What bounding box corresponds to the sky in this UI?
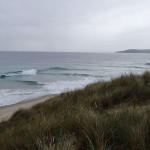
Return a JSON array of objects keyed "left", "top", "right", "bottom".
[{"left": 0, "top": 0, "right": 150, "bottom": 52}]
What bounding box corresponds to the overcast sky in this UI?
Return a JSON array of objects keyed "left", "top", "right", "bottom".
[{"left": 0, "top": 0, "right": 150, "bottom": 52}]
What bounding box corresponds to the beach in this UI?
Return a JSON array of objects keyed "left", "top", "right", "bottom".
[
  {"left": 0, "top": 94, "right": 56, "bottom": 122},
  {"left": 1, "top": 52, "right": 150, "bottom": 107},
  {"left": 1, "top": 72, "right": 150, "bottom": 149}
]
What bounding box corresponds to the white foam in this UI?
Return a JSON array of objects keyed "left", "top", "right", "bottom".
[
  {"left": 0, "top": 89, "right": 47, "bottom": 106},
  {"left": 5, "top": 73, "right": 19, "bottom": 77},
  {"left": 43, "top": 77, "right": 99, "bottom": 94},
  {"left": 21, "top": 69, "right": 37, "bottom": 75},
  {"left": 0, "top": 77, "right": 100, "bottom": 106},
  {"left": 1, "top": 69, "right": 37, "bottom": 78}
]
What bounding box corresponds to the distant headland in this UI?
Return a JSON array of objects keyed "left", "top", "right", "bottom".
[{"left": 116, "top": 49, "right": 150, "bottom": 53}]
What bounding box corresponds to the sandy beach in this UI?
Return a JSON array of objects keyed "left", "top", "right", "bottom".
[{"left": 0, "top": 94, "right": 57, "bottom": 122}]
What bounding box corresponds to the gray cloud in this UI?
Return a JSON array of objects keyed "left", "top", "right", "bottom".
[{"left": 0, "top": 0, "right": 150, "bottom": 52}]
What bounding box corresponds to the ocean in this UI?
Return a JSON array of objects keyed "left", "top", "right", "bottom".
[{"left": 0, "top": 51, "right": 150, "bottom": 106}]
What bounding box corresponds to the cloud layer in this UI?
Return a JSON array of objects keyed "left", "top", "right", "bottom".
[{"left": 0, "top": 0, "right": 150, "bottom": 52}]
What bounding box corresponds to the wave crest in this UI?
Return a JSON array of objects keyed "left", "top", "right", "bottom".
[
  {"left": 17, "top": 80, "right": 43, "bottom": 85},
  {"left": 21, "top": 69, "right": 37, "bottom": 75},
  {"left": 0, "top": 69, "right": 37, "bottom": 78},
  {"left": 46, "top": 67, "right": 89, "bottom": 71}
]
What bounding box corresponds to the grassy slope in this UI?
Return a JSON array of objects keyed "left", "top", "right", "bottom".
[{"left": 1, "top": 72, "right": 150, "bottom": 149}]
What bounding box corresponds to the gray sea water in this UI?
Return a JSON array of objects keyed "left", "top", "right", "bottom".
[{"left": 0, "top": 51, "right": 150, "bottom": 106}]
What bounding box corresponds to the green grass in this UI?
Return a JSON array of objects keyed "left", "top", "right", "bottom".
[{"left": 1, "top": 72, "right": 150, "bottom": 149}]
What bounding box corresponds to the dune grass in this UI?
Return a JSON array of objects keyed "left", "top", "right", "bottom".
[{"left": 1, "top": 72, "right": 150, "bottom": 149}]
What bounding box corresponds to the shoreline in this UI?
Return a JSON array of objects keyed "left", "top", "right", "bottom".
[{"left": 0, "top": 94, "right": 57, "bottom": 122}]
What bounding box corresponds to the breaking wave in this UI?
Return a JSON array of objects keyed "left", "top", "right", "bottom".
[
  {"left": 0, "top": 69, "right": 37, "bottom": 78},
  {"left": 21, "top": 69, "right": 37, "bottom": 75},
  {"left": 0, "top": 67, "right": 90, "bottom": 79}
]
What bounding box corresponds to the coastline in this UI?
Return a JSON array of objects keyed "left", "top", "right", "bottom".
[{"left": 0, "top": 94, "right": 57, "bottom": 122}]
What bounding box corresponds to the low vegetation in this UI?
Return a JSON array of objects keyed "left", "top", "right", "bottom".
[{"left": 1, "top": 72, "right": 150, "bottom": 150}]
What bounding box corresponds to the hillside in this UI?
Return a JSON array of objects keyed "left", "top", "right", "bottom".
[
  {"left": 1, "top": 72, "right": 150, "bottom": 149},
  {"left": 117, "top": 49, "right": 150, "bottom": 53}
]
